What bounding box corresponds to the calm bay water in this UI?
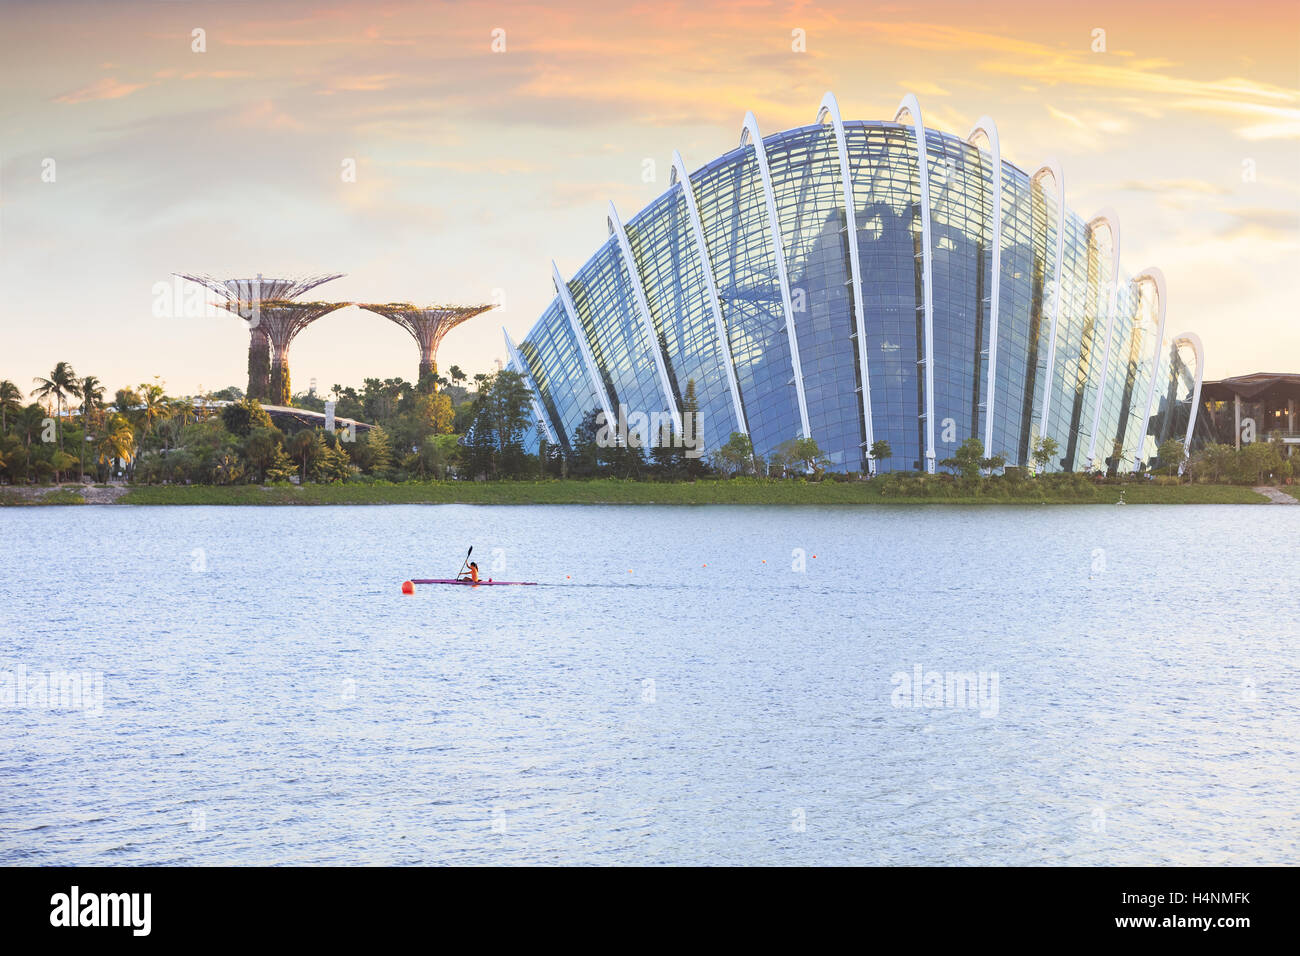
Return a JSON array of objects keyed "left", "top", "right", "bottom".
[{"left": 1, "top": 503, "right": 1297, "bottom": 866}]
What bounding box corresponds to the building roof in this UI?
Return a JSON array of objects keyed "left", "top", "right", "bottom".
[
  {"left": 1200, "top": 373, "right": 1300, "bottom": 403},
  {"left": 257, "top": 403, "right": 372, "bottom": 432}
]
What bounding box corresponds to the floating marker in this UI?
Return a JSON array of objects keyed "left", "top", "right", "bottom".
[{"left": 401, "top": 580, "right": 414, "bottom": 595}]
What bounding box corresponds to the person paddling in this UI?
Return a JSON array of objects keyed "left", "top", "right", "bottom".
[{"left": 453, "top": 545, "right": 478, "bottom": 583}]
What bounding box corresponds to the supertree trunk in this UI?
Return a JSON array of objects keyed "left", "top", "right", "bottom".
[
  {"left": 418, "top": 346, "right": 437, "bottom": 392},
  {"left": 269, "top": 348, "right": 291, "bottom": 405},
  {"left": 247, "top": 327, "right": 270, "bottom": 400}
]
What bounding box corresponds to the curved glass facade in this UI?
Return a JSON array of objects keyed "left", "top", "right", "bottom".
[{"left": 512, "top": 97, "right": 1202, "bottom": 474}]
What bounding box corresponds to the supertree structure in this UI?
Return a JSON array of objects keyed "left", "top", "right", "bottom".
[
  {"left": 358, "top": 303, "right": 494, "bottom": 389},
  {"left": 228, "top": 300, "right": 351, "bottom": 405},
  {"left": 176, "top": 273, "right": 344, "bottom": 400}
]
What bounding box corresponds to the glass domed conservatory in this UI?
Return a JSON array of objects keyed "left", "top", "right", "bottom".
[{"left": 503, "top": 92, "right": 1204, "bottom": 474}]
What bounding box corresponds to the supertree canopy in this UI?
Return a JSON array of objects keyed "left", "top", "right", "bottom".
[
  {"left": 176, "top": 273, "right": 344, "bottom": 400},
  {"left": 218, "top": 300, "right": 351, "bottom": 405},
  {"left": 358, "top": 303, "right": 495, "bottom": 390}
]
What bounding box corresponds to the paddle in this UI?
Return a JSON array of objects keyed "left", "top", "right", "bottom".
[{"left": 456, "top": 545, "right": 473, "bottom": 579}]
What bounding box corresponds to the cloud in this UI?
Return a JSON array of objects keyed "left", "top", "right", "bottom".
[
  {"left": 898, "top": 80, "right": 951, "bottom": 98},
  {"left": 54, "top": 77, "right": 148, "bottom": 104},
  {"left": 1215, "top": 206, "right": 1300, "bottom": 241},
  {"left": 851, "top": 20, "right": 1300, "bottom": 140},
  {"left": 1043, "top": 104, "right": 1131, "bottom": 150},
  {"left": 1116, "top": 179, "right": 1228, "bottom": 196}
]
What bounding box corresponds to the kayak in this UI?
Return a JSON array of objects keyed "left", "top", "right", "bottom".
[{"left": 407, "top": 578, "right": 537, "bottom": 587}]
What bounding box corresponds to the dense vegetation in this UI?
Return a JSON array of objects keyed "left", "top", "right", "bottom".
[
  {"left": 0, "top": 362, "right": 1292, "bottom": 499},
  {"left": 112, "top": 477, "right": 1267, "bottom": 506}
]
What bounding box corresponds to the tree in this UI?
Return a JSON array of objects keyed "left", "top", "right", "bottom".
[
  {"left": 448, "top": 365, "right": 466, "bottom": 387},
  {"left": 241, "top": 426, "right": 284, "bottom": 483},
  {"left": 221, "top": 397, "right": 273, "bottom": 437},
  {"left": 679, "top": 380, "right": 708, "bottom": 479},
  {"left": 1156, "top": 438, "right": 1185, "bottom": 478},
  {"left": 789, "top": 437, "right": 829, "bottom": 476},
  {"left": 570, "top": 409, "right": 604, "bottom": 477},
  {"left": 78, "top": 376, "right": 105, "bottom": 428},
  {"left": 95, "top": 413, "right": 135, "bottom": 478},
  {"left": 941, "top": 437, "right": 985, "bottom": 479},
  {"left": 463, "top": 370, "right": 532, "bottom": 478},
  {"left": 313, "top": 436, "right": 354, "bottom": 482},
  {"left": 980, "top": 451, "right": 1007, "bottom": 474},
  {"left": 412, "top": 391, "right": 454, "bottom": 435},
  {"left": 869, "top": 439, "right": 892, "bottom": 473},
  {"left": 1031, "top": 436, "right": 1059, "bottom": 474},
  {"left": 0, "top": 380, "right": 22, "bottom": 433},
  {"left": 1189, "top": 443, "right": 1235, "bottom": 483},
  {"left": 287, "top": 430, "right": 325, "bottom": 483},
  {"left": 114, "top": 387, "right": 141, "bottom": 415},
  {"left": 211, "top": 452, "right": 244, "bottom": 485},
  {"left": 1239, "top": 441, "right": 1282, "bottom": 485},
  {"left": 363, "top": 425, "right": 393, "bottom": 476},
  {"left": 31, "top": 361, "right": 79, "bottom": 450},
  {"left": 404, "top": 440, "right": 447, "bottom": 479},
  {"left": 137, "top": 381, "right": 168, "bottom": 444},
  {"left": 711, "top": 431, "right": 757, "bottom": 477},
  {"left": 651, "top": 421, "right": 685, "bottom": 478}
]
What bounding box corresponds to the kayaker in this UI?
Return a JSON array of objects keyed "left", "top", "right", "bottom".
[{"left": 459, "top": 561, "right": 480, "bottom": 584}]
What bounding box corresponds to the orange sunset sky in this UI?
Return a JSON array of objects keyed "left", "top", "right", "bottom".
[{"left": 1, "top": 0, "right": 1297, "bottom": 395}]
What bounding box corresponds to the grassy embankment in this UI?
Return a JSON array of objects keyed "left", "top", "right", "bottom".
[
  {"left": 105, "top": 478, "right": 1270, "bottom": 506},
  {"left": 0, "top": 487, "right": 88, "bottom": 506}
]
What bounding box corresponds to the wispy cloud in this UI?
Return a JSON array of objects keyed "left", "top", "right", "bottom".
[
  {"left": 1215, "top": 206, "right": 1300, "bottom": 241},
  {"left": 55, "top": 77, "right": 148, "bottom": 104}
]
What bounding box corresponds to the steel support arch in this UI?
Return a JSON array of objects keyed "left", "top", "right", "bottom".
[
  {"left": 607, "top": 200, "right": 683, "bottom": 436},
  {"left": 1083, "top": 210, "right": 1121, "bottom": 470},
  {"left": 967, "top": 117, "right": 1003, "bottom": 458},
  {"left": 1170, "top": 331, "right": 1205, "bottom": 470},
  {"left": 551, "top": 261, "right": 616, "bottom": 432},
  {"left": 894, "top": 94, "right": 937, "bottom": 472},
  {"left": 503, "top": 327, "right": 560, "bottom": 446},
  {"left": 670, "top": 150, "right": 749, "bottom": 438},
  {"left": 1130, "top": 267, "right": 1169, "bottom": 473},
  {"left": 1030, "top": 160, "right": 1066, "bottom": 468},
  {"left": 740, "top": 111, "right": 812, "bottom": 441},
  {"left": 817, "top": 92, "right": 877, "bottom": 473}
]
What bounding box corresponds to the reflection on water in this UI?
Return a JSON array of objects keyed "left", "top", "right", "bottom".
[{"left": 1, "top": 504, "right": 1297, "bottom": 865}]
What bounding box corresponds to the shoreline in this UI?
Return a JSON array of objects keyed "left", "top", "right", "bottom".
[{"left": 1, "top": 480, "right": 1281, "bottom": 506}]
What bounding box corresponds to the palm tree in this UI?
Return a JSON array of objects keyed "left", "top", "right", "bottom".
[
  {"left": 448, "top": 365, "right": 466, "bottom": 388},
  {"left": 78, "top": 376, "right": 104, "bottom": 427},
  {"left": 0, "top": 380, "right": 22, "bottom": 432},
  {"left": 31, "top": 361, "right": 79, "bottom": 450},
  {"left": 138, "top": 382, "right": 167, "bottom": 443},
  {"left": 165, "top": 397, "right": 196, "bottom": 449},
  {"left": 95, "top": 413, "right": 135, "bottom": 480},
  {"left": 287, "top": 430, "right": 323, "bottom": 482}
]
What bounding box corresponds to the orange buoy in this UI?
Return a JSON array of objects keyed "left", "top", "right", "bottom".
[{"left": 401, "top": 580, "right": 414, "bottom": 595}]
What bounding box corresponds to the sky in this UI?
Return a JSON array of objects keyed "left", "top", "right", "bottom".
[{"left": 1, "top": 0, "right": 1297, "bottom": 398}]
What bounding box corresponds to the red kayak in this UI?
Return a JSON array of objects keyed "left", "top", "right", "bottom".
[{"left": 403, "top": 578, "right": 536, "bottom": 591}]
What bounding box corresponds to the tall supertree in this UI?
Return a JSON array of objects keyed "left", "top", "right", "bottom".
[
  {"left": 358, "top": 303, "right": 494, "bottom": 390},
  {"left": 225, "top": 300, "right": 350, "bottom": 405},
  {"left": 176, "top": 273, "right": 344, "bottom": 401}
]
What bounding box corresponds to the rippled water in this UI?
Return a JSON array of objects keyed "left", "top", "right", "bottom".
[{"left": 1, "top": 503, "right": 1297, "bottom": 865}]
